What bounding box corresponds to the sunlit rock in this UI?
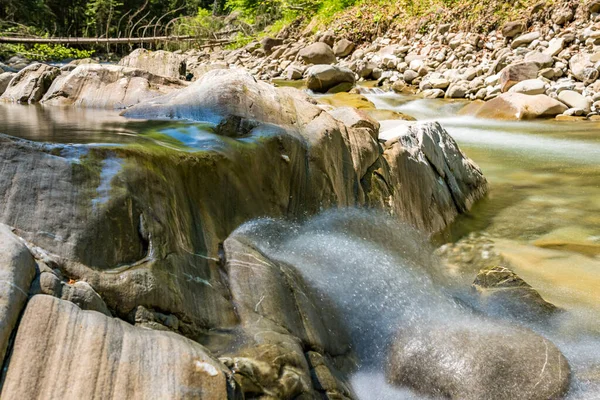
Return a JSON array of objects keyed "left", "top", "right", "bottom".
[
  {"left": 0, "top": 63, "right": 59, "bottom": 103},
  {"left": 42, "top": 64, "right": 186, "bottom": 109},
  {"left": 1, "top": 295, "right": 238, "bottom": 399}
]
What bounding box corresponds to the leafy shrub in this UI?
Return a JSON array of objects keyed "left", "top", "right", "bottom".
[{"left": 0, "top": 44, "right": 95, "bottom": 61}]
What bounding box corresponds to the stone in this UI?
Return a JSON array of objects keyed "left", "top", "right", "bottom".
[
  {"left": 282, "top": 64, "right": 305, "bottom": 80},
  {"left": 445, "top": 82, "right": 468, "bottom": 98},
  {"left": 429, "top": 78, "right": 450, "bottom": 89},
  {"left": 472, "top": 266, "right": 560, "bottom": 322},
  {"left": 544, "top": 38, "right": 565, "bottom": 57},
  {"left": 558, "top": 90, "right": 592, "bottom": 113},
  {"left": 0, "top": 224, "right": 36, "bottom": 363},
  {"left": 298, "top": 42, "right": 336, "bottom": 65},
  {"left": 502, "top": 21, "right": 526, "bottom": 38},
  {"left": 41, "top": 64, "right": 186, "bottom": 109},
  {"left": 508, "top": 78, "right": 546, "bottom": 95},
  {"left": 387, "top": 319, "right": 571, "bottom": 399},
  {"left": 524, "top": 51, "right": 554, "bottom": 68},
  {"left": 499, "top": 62, "right": 540, "bottom": 92},
  {"left": 588, "top": 0, "right": 600, "bottom": 14},
  {"left": 511, "top": 32, "right": 541, "bottom": 48},
  {"left": 119, "top": 49, "right": 185, "bottom": 79},
  {"left": 378, "top": 122, "right": 487, "bottom": 232},
  {"left": 462, "top": 93, "right": 567, "bottom": 120},
  {"left": 1, "top": 295, "right": 237, "bottom": 399},
  {"left": 0, "top": 72, "right": 14, "bottom": 95},
  {"left": 403, "top": 69, "right": 419, "bottom": 83},
  {"left": 185, "top": 62, "right": 228, "bottom": 81},
  {"left": 261, "top": 37, "right": 284, "bottom": 54},
  {"left": 0, "top": 63, "right": 60, "bottom": 103},
  {"left": 305, "top": 64, "right": 355, "bottom": 93},
  {"left": 552, "top": 8, "right": 574, "bottom": 25},
  {"left": 569, "top": 53, "right": 598, "bottom": 84},
  {"left": 333, "top": 39, "right": 355, "bottom": 57},
  {"left": 422, "top": 88, "right": 445, "bottom": 98}
]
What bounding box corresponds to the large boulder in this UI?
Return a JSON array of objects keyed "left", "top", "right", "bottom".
[
  {"left": 377, "top": 122, "right": 488, "bottom": 233},
  {"left": 119, "top": 48, "right": 186, "bottom": 79},
  {"left": 569, "top": 53, "right": 599, "bottom": 84},
  {"left": 558, "top": 90, "right": 592, "bottom": 113},
  {"left": 387, "top": 319, "right": 571, "bottom": 399},
  {"left": 502, "top": 21, "right": 526, "bottom": 38},
  {"left": 333, "top": 39, "right": 355, "bottom": 57},
  {"left": 298, "top": 42, "right": 336, "bottom": 65},
  {"left": 41, "top": 64, "right": 186, "bottom": 109},
  {"left": 305, "top": 64, "right": 356, "bottom": 93},
  {"left": 461, "top": 93, "right": 567, "bottom": 120},
  {"left": 0, "top": 63, "right": 59, "bottom": 103},
  {"left": 0, "top": 224, "right": 36, "bottom": 363},
  {"left": 511, "top": 31, "right": 541, "bottom": 48},
  {"left": 499, "top": 62, "right": 540, "bottom": 92},
  {"left": 0, "top": 72, "right": 15, "bottom": 96},
  {"left": 1, "top": 295, "right": 237, "bottom": 399},
  {"left": 260, "top": 37, "right": 283, "bottom": 54}
]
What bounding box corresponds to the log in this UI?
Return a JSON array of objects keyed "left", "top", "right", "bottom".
[{"left": 0, "top": 35, "right": 226, "bottom": 45}]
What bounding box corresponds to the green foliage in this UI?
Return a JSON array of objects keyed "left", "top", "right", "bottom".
[
  {"left": 0, "top": 44, "right": 95, "bottom": 61},
  {"left": 316, "top": 0, "right": 356, "bottom": 20}
]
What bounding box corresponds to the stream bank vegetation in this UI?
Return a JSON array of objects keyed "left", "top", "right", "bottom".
[{"left": 0, "top": 0, "right": 558, "bottom": 59}]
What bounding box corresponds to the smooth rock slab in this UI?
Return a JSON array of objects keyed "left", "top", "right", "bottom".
[
  {"left": 0, "top": 224, "right": 36, "bottom": 363},
  {"left": 42, "top": 64, "right": 186, "bottom": 109},
  {"left": 1, "top": 295, "right": 235, "bottom": 400}
]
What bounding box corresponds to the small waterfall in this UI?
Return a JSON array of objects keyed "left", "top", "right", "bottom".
[{"left": 231, "top": 208, "right": 600, "bottom": 399}]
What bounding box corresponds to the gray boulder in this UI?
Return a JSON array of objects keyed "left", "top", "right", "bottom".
[
  {"left": 333, "top": 39, "right": 355, "bottom": 57},
  {"left": 0, "top": 224, "right": 36, "bottom": 363},
  {"left": 0, "top": 72, "right": 15, "bottom": 96},
  {"left": 305, "top": 64, "right": 356, "bottom": 93},
  {"left": 511, "top": 32, "right": 541, "bottom": 48},
  {"left": 508, "top": 78, "right": 546, "bottom": 95},
  {"left": 261, "top": 37, "right": 284, "bottom": 54},
  {"left": 502, "top": 21, "right": 526, "bottom": 38},
  {"left": 298, "top": 42, "right": 336, "bottom": 65},
  {"left": 0, "top": 63, "right": 59, "bottom": 103},
  {"left": 387, "top": 319, "right": 571, "bottom": 399},
  {"left": 119, "top": 48, "right": 185, "bottom": 79}
]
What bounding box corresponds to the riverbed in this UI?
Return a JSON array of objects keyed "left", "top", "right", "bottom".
[{"left": 1, "top": 92, "right": 599, "bottom": 399}]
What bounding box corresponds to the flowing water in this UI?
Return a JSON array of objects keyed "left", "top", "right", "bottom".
[{"left": 1, "top": 91, "right": 600, "bottom": 399}]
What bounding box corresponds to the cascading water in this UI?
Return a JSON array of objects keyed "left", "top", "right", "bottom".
[{"left": 231, "top": 208, "right": 600, "bottom": 399}]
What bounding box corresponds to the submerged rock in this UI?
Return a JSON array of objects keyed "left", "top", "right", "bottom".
[
  {"left": 1, "top": 295, "right": 238, "bottom": 399},
  {"left": 473, "top": 265, "right": 560, "bottom": 322},
  {"left": 387, "top": 319, "right": 570, "bottom": 399},
  {"left": 42, "top": 64, "right": 186, "bottom": 109}
]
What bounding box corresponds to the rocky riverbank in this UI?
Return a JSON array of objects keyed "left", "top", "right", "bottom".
[{"left": 10, "top": 0, "right": 600, "bottom": 121}]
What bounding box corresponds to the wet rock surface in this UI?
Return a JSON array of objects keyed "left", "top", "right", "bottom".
[{"left": 387, "top": 319, "right": 571, "bottom": 400}]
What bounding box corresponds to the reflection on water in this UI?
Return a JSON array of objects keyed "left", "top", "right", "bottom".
[{"left": 0, "top": 104, "right": 220, "bottom": 151}]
